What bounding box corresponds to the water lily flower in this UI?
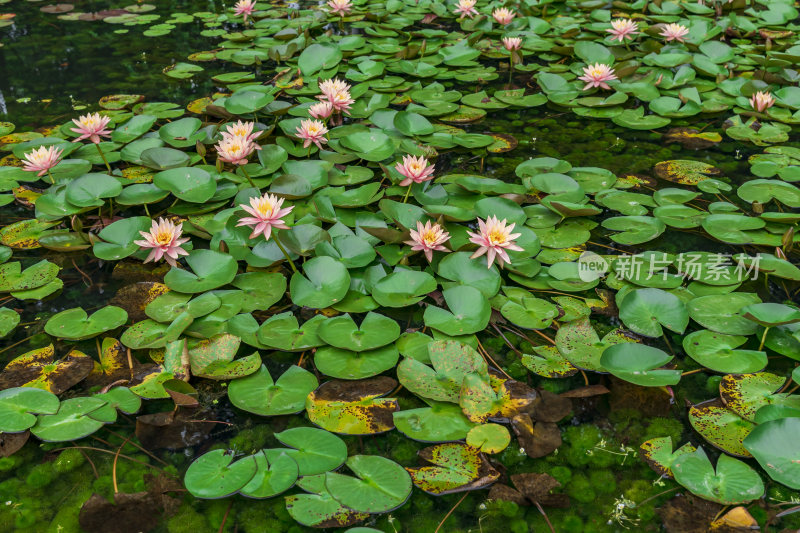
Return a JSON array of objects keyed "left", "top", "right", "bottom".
[
  {"left": 134, "top": 218, "right": 190, "bottom": 267},
  {"left": 236, "top": 193, "right": 294, "bottom": 241},
  {"left": 295, "top": 119, "right": 328, "bottom": 149},
  {"left": 578, "top": 63, "right": 618, "bottom": 90},
  {"left": 660, "top": 23, "right": 689, "bottom": 42},
  {"left": 750, "top": 91, "right": 775, "bottom": 113},
  {"left": 395, "top": 155, "right": 435, "bottom": 186},
  {"left": 216, "top": 135, "right": 257, "bottom": 165},
  {"left": 502, "top": 37, "right": 522, "bottom": 51},
  {"left": 234, "top": 0, "right": 256, "bottom": 22},
  {"left": 454, "top": 0, "right": 478, "bottom": 19},
  {"left": 327, "top": 0, "right": 352, "bottom": 16},
  {"left": 70, "top": 112, "right": 112, "bottom": 144},
  {"left": 405, "top": 220, "right": 450, "bottom": 262},
  {"left": 606, "top": 19, "right": 639, "bottom": 42},
  {"left": 309, "top": 101, "right": 334, "bottom": 120},
  {"left": 318, "top": 78, "right": 351, "bottom": 101},
  {"left": 221, "top": 120, "right": 262, "bottom": 148},
  {"left": 329, "top": 89, "right": 355, "bottom": 115},
  {"left": 21, "top": 145, "right": 63, "bottom": 177},
  {"left": 467, "top": 215, "right": 523, "bottom": 269},
  {"left": 492, "top": 7, "right": 514, "bottom": 25}
]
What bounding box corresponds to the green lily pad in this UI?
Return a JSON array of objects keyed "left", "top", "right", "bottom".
[
  {"left": 640, "top": 437, "right": 696, "bottom": 478},
  {"left": 618, "top": 288, "right": 688, "bottom": 337},
  {"left": 183, "top": 449, "right": 257, "bottom": 499},
  {"left": 466, "top": 423, "right": 511, "bottom": 454},
  {"left": 285, "top": 474, "right": 369, "bottom": 528},
  {"left": 45, "top": 306, "right": 128, "bottom": 340},
  {"left": 314, "top": 345, "right": 399, "bottom": 380},
  {"left": 600, "top": 343, "right": 681, "bottom": 387},
  {"left": 683, "top": 330, "right": 766, "bottom": 374},
  {"left": 239, "top": 450, "right": 298, "bottom": 499},
  {"left": 273, "top": 426, "right": 348, "bottom": 476},
  {"left": 672, "top": 448, "right": 764, "bottom": 505},
  {"left": 423, "top": 285, "right": 490, "bottom": 336},
  {"left": 393, "top": 400, "right": 476, "bottom": 442},
  {"left": 290, "top": 256, "right": 350, "bottom": 309},
  {"left": 743, "top": 417, "right": 800, "bottom": 490},
  {"left": 257, "top": 313, "right": 325, "bottom": 351},
  {"left": 228, "top": 365, "right": 318, "bottom": 416},
  {"left": 0, "top": 387, "right": 60, "bottom": 433},
  {"left": 31, "top": 397, "right": 108, "bottom": 442},
  {"left": 318, "top": 312, "right": 400, "bottom": 351},
  {"left": 164, "top": 249, "right": 238, "bottom": 293},
  {"left": 325, "top": 455, "right": 412, "bottom": 513}
]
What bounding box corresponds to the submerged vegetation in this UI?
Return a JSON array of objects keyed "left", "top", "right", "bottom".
[{"left": 1, "top": 0, "right": 800, "bottom": 531}]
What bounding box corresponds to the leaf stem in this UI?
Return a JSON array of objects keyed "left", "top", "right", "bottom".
[{"left": 240, "top": 165, "right": 257, "bottom": 188}]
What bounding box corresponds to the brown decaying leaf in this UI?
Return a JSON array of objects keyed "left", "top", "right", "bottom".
[
  {"left": 657, "top": 494, "right": 723, "bottom": 533},
  {"left": 109, "top": 282, "right": 169, "bottom": 322},
  {"left": 79, "top": 492, "right": 170, "bottom": 533},
  {"left": 0, "top": 431, "right": 30, "bottom": 457},
  {"left": 560, "top": 384, "right": 610, "bottom": 398},
  {"left": 531, "top": 389, "right": 571, "bottom": 422},
  {"left": 0, "top": 345, "right": 93, "bottom": 394},
  {"left": 488, "top": 472, "right": 569, "bottom": 508},
  {"left": 511, "top": 414, "right": 562, "bottom": 458},
  {"left": 608, "top": 376, "right": 672, "bottom": 417},
  {"left": 135, "top": 407, "right": 212, "bottom": 450}
]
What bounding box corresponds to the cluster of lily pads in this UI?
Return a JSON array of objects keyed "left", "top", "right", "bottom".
[{"left": 1, "top": 0, "right": 800, "bottom": 530}]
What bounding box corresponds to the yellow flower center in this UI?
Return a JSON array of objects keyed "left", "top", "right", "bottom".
[
  {"left": 421, "top": 230, "right": 438, "bottom": 245},
  {"left": 488, "top": 229, "right": 506, "bottom": 245},
  {"left": 255, "top": 200, "right": 274, "bottom": 217},
  {"left": 154, "top": 229, "right": 173, "bottom": 246}
]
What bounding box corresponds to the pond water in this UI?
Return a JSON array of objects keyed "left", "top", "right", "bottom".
[{"left": 1, "top": 1, "right": 800, "bottom": 532}]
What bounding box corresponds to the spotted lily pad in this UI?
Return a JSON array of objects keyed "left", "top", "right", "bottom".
[
  {"left": 406, "top": 442, "right": 500, "bottom": 495},
  {"left": 0, "top": 344, "right": 94, "bottom": 394},
  {"left": 306, "top": 377, "right": 399, "bottom": 435},
  {"left": 639, "top": 437, "right": 696, "bottom": 478},
  {"left": 689, "top": 403, "right": 754, "bottom": 457},
  {"left": 720, "top": 372, "right": 800, "bottom": 422}
]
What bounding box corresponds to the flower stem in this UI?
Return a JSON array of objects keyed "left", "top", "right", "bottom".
[
  {"left": 758, "top": 326, "right": 770, "bottom": 351},
  {"left": 95, "top": 143, "right": 112, "bottom": 173},
  {"left": 273, "top": 234, "right": 298, "bottom": 273},
  {"left": 403, "top": 185, "right": 412, "bottom": 203},
  {"left": 240, "top": 165, "right": 257, "bottom": 188},
  {"left": 46, "top": 169, "right": 56, "bottom": 185}
]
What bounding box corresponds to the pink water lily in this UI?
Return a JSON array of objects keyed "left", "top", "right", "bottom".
[
  {"left": 21, "top": 145, "right": 63, "bottom": 177},
  {"left": 578, "top": 63, "right": 617, "bottom": 90},
  {"left": 236, "top": 193, "right": 294, "bottom": 241},
  {"left": 234, "top": 0, "right": 256, "bottom": 22},
  {"left": 492, "top": 8, "right": 515, "bottom": 25},
  {"left": 70, "top": 112, "right": 112, "bottom": 144},
  {"left": 318, "top": 78, "right": 351, "bottom": 101},
  {"left": 221, "top": 120, "right": 262, "bottom": 148},
  {"left": 216, "top": 135, "right": 257, "bottom": 165},
  {"left": 395, "top": 155, "right": 435, "bottom": 186},
  {"left": 467, "top": 215, "right": 523, "bottom": 269},
  {"left": 406, "top": 221, "right": 450, "bottom": 262},
  {"left": 660, "top": 23, "right": 689, "bottom": 42},
  {"left": 606, "top": 19, "right": 639, "bottom": 42},
  {"left": 317, "top": 78, "right": 354, "bottom": 115},
  {"left": 750, "top": 91, "right": 775, "bottom": 113},
  {"left": 309, "top": 101, "right": 334, "bottom": 120},
  {"left": 454, "top": 0, "right": 478, "bottom": 19},
  {"left": 502, "top": 37, "right": 522, "bottom": 51},
  {"left": 327, "top": 0, "right": 352, "bottom": 16},
  {"left": 134, "top": 218, "right": 190, "bottom": 267},
  {"left": 295, "top": 119, "right": 328, "bottom": 149}
]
